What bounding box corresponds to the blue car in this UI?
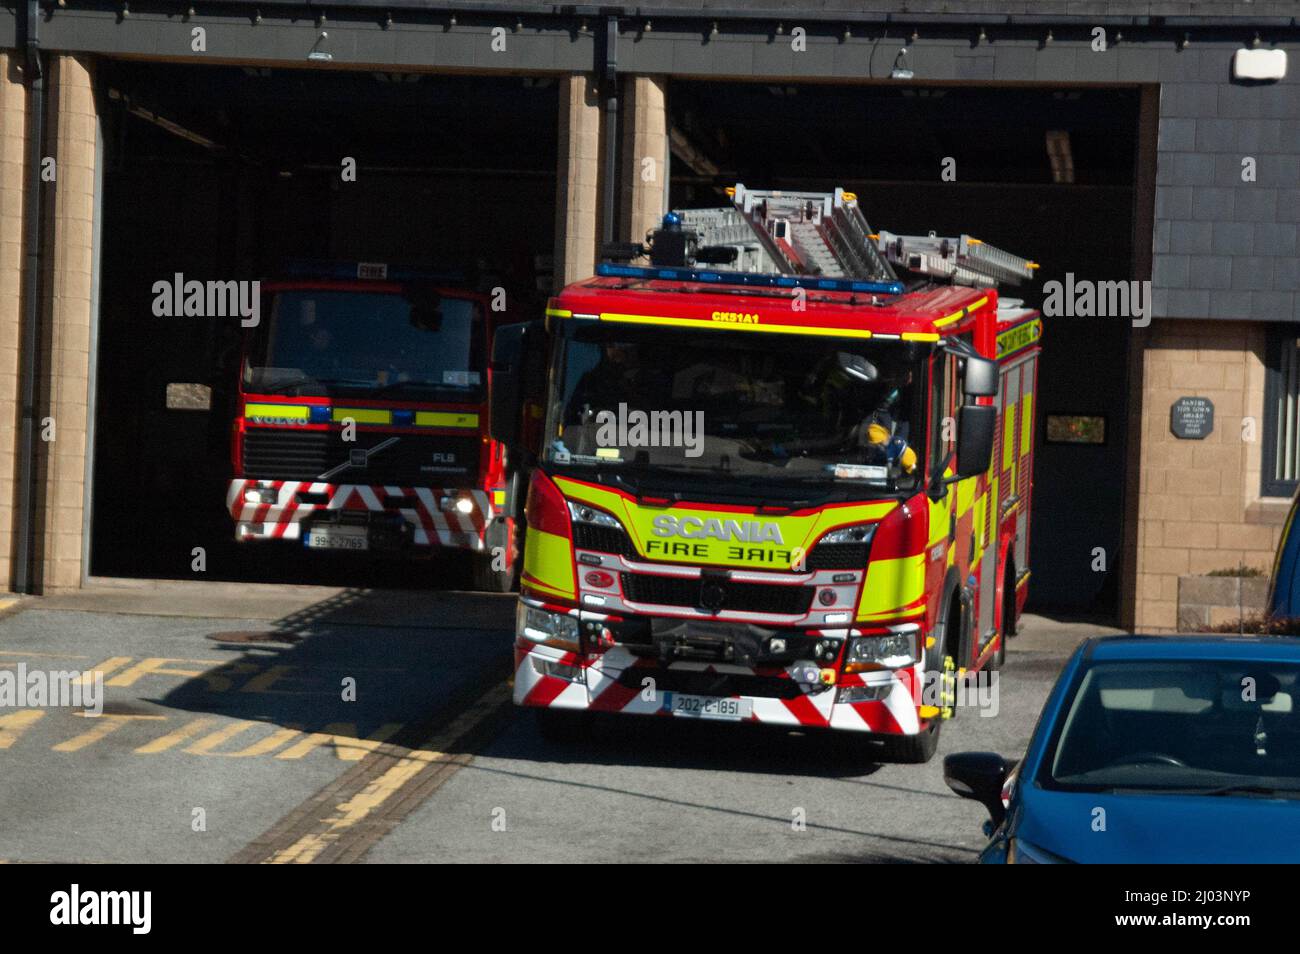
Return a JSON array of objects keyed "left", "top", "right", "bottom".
[{"left": 944, "top": 635, "right": 1300, "bottom": 863}]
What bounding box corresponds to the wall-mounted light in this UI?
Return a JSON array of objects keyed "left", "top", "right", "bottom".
[{"left": 891, "top": 47, "right": 913, "bottom": 80}]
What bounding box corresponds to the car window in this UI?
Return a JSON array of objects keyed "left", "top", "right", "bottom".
[{"left": 1045, "top": 660, "right": 1300, "bottom": 793}]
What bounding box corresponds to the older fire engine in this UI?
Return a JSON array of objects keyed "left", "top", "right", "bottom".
[
  {"left": 491, "top": 186, "right": 1042, "bottom": 761},
  {"left": 227, "top": 262, "right": 521, "bottom": 591}
]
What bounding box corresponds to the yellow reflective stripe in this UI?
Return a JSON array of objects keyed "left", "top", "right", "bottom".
[
  {"left": 523, "top": 527, "right": 575, "bottom": 599},
  {"left": 956, "top": 473, "right": 978, "bottom": 517},
  {"left": 245, "top": 403, "right": 309, "bottom": 421},
  {"left": 415, "top": 411, "right": 480, "bottom": 428},
  {"left": 333, "top": 407, "right": 391, "bottom": 425},
  {"left": 546, "top": 307, "right": 573, "bottom": 318},
  {"left": 492, "top": 490, "right": 507, "bottom": 506},
  {"left": 1020, "top": 392, "right": 1033, "bottom": 458},
  {"left": 933, "top": 296, "right": 987, "bottom": 329},
  {"left": 857, "top": 554, "right": 926, "bottom": 620},
  {"left": 600, "top": 312, "right": 873, "bottom": 340},
  {"left": 1002, "top": 402, "right": 1016, "bottom": 472},
  {"left": 902, "top": 332, "right": 940, "bottom": 342}
]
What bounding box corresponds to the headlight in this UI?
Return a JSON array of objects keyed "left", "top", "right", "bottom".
[
  {"left": 567, "top": 501, "right": 623, "bottom": 529},
  {"left": 819, "top": 523, "right": 876, "bottom": 545},
  {"left": 846, "top": 630, "right": 918, "bottom": 670},
  {"left": 1008, "top": 839, "right": 1071, "bottom": 864},
  {"left": 517, "top": 603, "right": 581, "bottom": 651}
]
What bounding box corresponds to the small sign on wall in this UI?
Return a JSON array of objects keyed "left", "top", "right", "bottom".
[{"left": 1171, "top": 396, "right": 1214, "bottom": 439}]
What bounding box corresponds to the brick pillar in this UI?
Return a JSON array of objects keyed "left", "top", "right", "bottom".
[
  {"left": 35, "top": 54, "right": 99, "bottom": 591},
  {"left": 553, "top": 74, "right": 602, "bottom": 291},
  {"left": 0, "top": 51, "right": 30, "bottom": 591},
  {"left": 618, "top": 75, "right": 668, "bottom": 246}
]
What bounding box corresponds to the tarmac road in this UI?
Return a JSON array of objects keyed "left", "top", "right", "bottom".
[{"left": 0, "top": 582, "right": 1118, "bottom": 863}]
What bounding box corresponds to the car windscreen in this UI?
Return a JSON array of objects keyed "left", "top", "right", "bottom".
[{"left": 1044, "top": 660, "right": 1300, "bottom": 794}]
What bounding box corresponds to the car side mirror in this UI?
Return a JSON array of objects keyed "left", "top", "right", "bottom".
[
  {"left": 944, "top": 751, "right": 1015, "bottom": 827},
  {"left": 955, "top": 404, "right": 996, "bottom": 479}
]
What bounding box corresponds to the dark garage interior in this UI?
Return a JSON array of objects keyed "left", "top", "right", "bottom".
[
  {"left": 88, "top": 65, "right": 1143, "bottom": 619},
  {"left": 667, "top": 81, "right": 1144, "bottom": 618},
  {"left": 89, "top": 61, "right": 558, "bottom": 585}
]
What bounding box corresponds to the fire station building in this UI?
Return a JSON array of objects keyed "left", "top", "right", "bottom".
[{"left": 0, "top": 0, "right": 1297, "bottom": 632}]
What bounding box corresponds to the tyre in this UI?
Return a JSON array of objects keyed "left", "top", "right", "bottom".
[
  {"left": 469, "top": 516, "right": 521, "bottom": 593},
  {"left": 470, "top": 550, "right": 515, "bottom": 592},
  {"left": 884, "top": 720, "right": 940, "bottom": 763}
]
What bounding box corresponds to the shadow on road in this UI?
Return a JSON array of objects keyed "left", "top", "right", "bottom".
[{"left": 150, "top": 587, "right": 515, "bottom": 751}]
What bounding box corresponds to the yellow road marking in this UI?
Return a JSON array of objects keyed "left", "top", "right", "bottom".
[
  {"left": 274, "top": 723, "right": 402, "bottom": 761},
  {"left": 186, "top": 721, "right": 303, "bottom": 757},
  {"left": 52, "top": 713, "right": 165, "bottom": 752},
  {"left": 81, "top": 657, "right": 133, "bottom": 685},
  {"left": 267, "top": 751, "right": 439, "bottom": 864},
  {"left": 263, "top": 682, "right": 508, "bottom": 864},
  {"left": 0, "top": 710, "right": 45, "bottom": 749},
  {"left": 135, "top": 717, "right": 221, "bottom": 753},
  {"left": 106, "top": 657, "right": 226, "bottom": 687},
  {"left": 0, "top": 649, "right": 90, "bottom": 660}
]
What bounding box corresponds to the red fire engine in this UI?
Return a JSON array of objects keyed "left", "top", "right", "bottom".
[
  {"left": 227, "top": 262, "right": 521, "bottom": 590},
  {"left": 491, "top": 187, "right": 1041, "bottom": 760}
]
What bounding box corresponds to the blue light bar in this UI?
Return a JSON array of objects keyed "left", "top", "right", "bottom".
[
  {"left": 596, "top": 262, "right": 904, "bottom": 297},
  {"left": 280, "top": 259, "right": 467, "bottom": 285}
]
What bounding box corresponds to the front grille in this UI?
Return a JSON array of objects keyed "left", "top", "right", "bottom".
[
  {"left": 573, "top": 523, "right": 637, "bottom": 558},
  {"left": 242, "top": 428, "right": 480, "bottom": 485},
  {"left": 616, "top": 667, "right": 804, "bottom": 700},
  {"left": 806, "top": 542, "right": 871, "bottom": 571},
  {"left": 620, "top": 573, "right": 815, "bottom": 615}
]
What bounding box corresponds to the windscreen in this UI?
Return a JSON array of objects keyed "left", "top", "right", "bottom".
[
  {"left": 1046, "top": 660, "right": 1300, "bottom": 795},
  {"left": 542, "top": 323, "right": 926, "bottom": 496},
  {"left": 244, "top": 289, "right": 483, "bottom": 399}
]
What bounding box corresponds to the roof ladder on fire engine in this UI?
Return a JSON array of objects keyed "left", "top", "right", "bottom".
[
  {"left": 871, "top": 230, "right": 1040, "bottom": 288},
  {"left": 720, "top": 184, "right": 897, "bottom": 282}
]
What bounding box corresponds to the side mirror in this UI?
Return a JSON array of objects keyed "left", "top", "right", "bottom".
[
  {"left": 943, "top": 751, "right": 1015, "bottom": 827},
  {"left": 962, "top": 355, "right": 998, "bottom": 397},
  {"left": 955, "top": 403, "right": 996, "bottom": 479},
  {"left": 489, "top": 321, "right": 540, "bottom": 448}
]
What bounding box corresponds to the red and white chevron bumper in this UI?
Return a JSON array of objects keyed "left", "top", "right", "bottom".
[
  {"left": 513, "top": 615, "right": 926, "bottom": 737},
  {"left": 227, "top": 478, "right": 492, "bottom": 550}
]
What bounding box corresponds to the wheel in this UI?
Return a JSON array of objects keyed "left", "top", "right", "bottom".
[
  {"left": 469, "top": 516, "right": 521, "bottom": 593},
  {"left": 884, "top": 720, "right": 940, "bottom": 763},
  {"left": 533, "top": 708, "right": 591, "bottom": 744},
  {"left": 470, "top": 549, "right": 515, "bottom": 592}
]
